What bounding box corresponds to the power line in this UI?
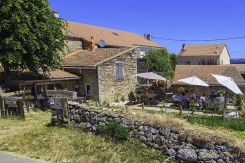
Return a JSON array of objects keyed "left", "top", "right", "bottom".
[
  {"left": 231, "top": 50, "right": 245, "bottom": 53},
  {"left": 152, "top": 35, "right": 245, "bottom": 42}
]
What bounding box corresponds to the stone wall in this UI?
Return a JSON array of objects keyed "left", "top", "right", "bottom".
[
  {"left": 63, "top": 68, "right": 99, "bottom": 100},
  {"left": 137, "top": 58, "right": 149, "bottom": 73},
  {"left": 53, "top": 104, "right": 245, "bottom": 163},
  {"left": 97, "top": 49, "right": 137, "bottom": 103},
  {"left": 66, "top": 37, "right": 83, "bottom": 52}
]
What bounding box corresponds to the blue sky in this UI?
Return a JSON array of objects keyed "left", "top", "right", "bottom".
[{"left": 48, "top": 0, "right": 245, "bottom": 59}]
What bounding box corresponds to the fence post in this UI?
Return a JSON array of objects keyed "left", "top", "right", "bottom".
[
  {"left": 17, "top": 99, "right": 25, "bottom": 119},
  {"left": 61, "top": 98, "right": 70, "bottom": 125},
  {"left": 0, "top": 96, "right": 4, "bottom": 117}
]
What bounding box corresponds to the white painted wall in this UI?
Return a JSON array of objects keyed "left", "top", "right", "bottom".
[{"left": 218, "top": 46, "right": 230, "bottom": 65}]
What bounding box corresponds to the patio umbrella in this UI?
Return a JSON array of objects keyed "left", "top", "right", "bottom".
[
  {"left": 136, "top": 72, "right": 166, "bottom": 81},
  {"left": 211, "top": 74, "right": 243, "bottom": 95},
  {"left": 177, "top": 76, "right": 209, "bottom": 87}
]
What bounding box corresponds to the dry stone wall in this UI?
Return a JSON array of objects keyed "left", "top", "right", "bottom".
[{"left": 52, "top": 104, "right": 245, "bottom": 163}]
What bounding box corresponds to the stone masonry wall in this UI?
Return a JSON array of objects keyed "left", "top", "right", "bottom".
[
  {"left": 97, "top": 49, "right": 137, "bottom": 103},
  {"left": 54, "top": 104, "right": 245, "bottom": 163},
  {"left": 63, "top": 68, "right": 99, "bottom": 101},
  {"left": 66, "top": 37, "right": 83, "bottom": 52}
]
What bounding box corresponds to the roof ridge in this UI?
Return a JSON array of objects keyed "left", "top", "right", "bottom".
[
  {"left": 66, "top": 20, "right": 162, "bottom": 47},
  {"left": 67, "top": 20, "right": 142, "bottom": 36}
]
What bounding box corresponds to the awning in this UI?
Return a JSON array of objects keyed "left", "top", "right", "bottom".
[
  {"left": 136, "top": 72, "right": 166, "bottom": 81},
  {"left": 177, "top": 76, "right": 209, "bottom": 87}
]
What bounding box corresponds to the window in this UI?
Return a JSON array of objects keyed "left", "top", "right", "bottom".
[
  {"left": 186, "top": 61, "right": 190, "bottom": 65},
  {"left": 85, "top": 84, "right": 92, "bottom": 97},
  {"left": 115, "top": 62, "right": 124, "bottom": 81}
]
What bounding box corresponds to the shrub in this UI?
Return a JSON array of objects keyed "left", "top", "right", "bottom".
[
  {"left": 189, "top": 99, "right": 197, "bottom": 115},
  {"left": 114, "top": 92, "right": 121, "bottom": 103},
  {"left": 121, "top": 95, "right": 125, "bottom": 102},
  {"left": 177, "top": 87, "right": 185, "bottom": 93},
  {"left": 96, "top": 122, "right": 129, "bottom": 141},
  {"left": 234, "top": 94, "right": 244, "bottom": 110},
  {"left": 87, "top": 100, "right": 97, "bottom": 107},
  {"left": 101, "top": 100, "right": 110, "bottom": 108},
  {"left": 218, "top": 89, "right": 226, "bottom": 96}
]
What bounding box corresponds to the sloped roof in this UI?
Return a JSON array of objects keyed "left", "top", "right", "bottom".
[
  {"left": 179, "top": 44, "right": 226, "bottom": 57},
  {"left": 231, "top": 64, "right": 245, "bottom": 73},
  {"left": 5, "top": 70, "right": 79, "bottom": 82},
  {"left": 48, "top": 70, "right": 79, "bottom": 79},
  {"left": 66, "top": 21, "right": 161, "bottom": 47},
  {"left": 173, "top": 65, "right": 245, "bottom": 86},
  {"left": 62, "top": 47, "right": 133, "bottom": 67}
]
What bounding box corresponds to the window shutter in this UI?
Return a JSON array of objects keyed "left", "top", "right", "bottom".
[
  {"left": 120, "top": 63, "right": 124, "bottom": 80},
  {"left": 115, "top": 63, "right": 124, "bottom": 81}
]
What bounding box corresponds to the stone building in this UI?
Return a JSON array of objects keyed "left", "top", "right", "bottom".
[
  {"left": 177, "top": 44, "right": 231, "bottom": 65},
  {"left": 172, "top": 65, "right": 245, "bottom": 94},
  {"left": 62, "top": 21, "right": 161, "bottom": 103}
]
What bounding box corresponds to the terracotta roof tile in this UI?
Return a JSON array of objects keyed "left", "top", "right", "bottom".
[
  {"left": 48, "top": 70, "right": 79, "bottom": 79},
  {"left": 231, "top": 64, "right": 245, "bottom": 73},
  {"left": 173, "top": 65, "right": 245, "bottom": 86},
  {"left": 66, "top": 21, "right": 162, "bottom": 47},
  {"left": 62, "top": 47, "right": 133, "bottom": 67},
  {"left": 179, "top": 44, "right": 226, "bottom": 56}
]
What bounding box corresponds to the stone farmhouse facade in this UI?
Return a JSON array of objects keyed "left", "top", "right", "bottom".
[
  {"left": 62, "top": 21, "right": 161, "bottom": 103},
  {"left": 176, "top": 44, "right": 231, "bottom": 65}
]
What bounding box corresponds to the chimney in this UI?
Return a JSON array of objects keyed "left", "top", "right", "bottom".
[
  {"left": 90, "top": 36, "right": 96, "bottom": 51},
  {"left": 182, "top": 44, "right": 186, "bottom": 51},
  {"left": 215, "top": 47, "right": 219, "bottom": 54},
  {"left": 144, "top": 34, "right": 152, "bottom": 41}
]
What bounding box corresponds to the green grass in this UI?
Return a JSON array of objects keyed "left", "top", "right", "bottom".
[
  {"left": 0, "top": 111, "right": 171, "bottom": 163},
  {"left": 180, "top": 115, "right": 245, "bottom": 131},
  {"left": 142, "top": 109, "right": 245, "bottom": 141},
  {"left": 175, "top": 114, "right": 245, "bottom": 140}
]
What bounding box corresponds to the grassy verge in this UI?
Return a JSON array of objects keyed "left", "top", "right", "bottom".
[
  {"left": 175, "top": 114, "right": 245, "bottom": 141},
  {"left": 177, "top": 114, "right": 245, "bottom": 131},
  {"left": 122, "top": 109, "right": 245, "bottom": 152},
  {"left": 0, "top": 111, "right": 170, "bottom": 163}
]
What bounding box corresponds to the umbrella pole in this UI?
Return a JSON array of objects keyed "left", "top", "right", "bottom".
[{"left": 222, "top": 88, "right": 228, "bottom": 121}]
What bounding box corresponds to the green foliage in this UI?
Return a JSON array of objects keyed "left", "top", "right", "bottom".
[
  {"left": 121, "top": 95, "right": 125, "bottom": 102},
  {"left": 189, "top": 99, "right": 197, "bottom": 115},
  {"left": 218, "top": 89, "right": 226, "bottom": 96},
  {"left": 145, "top": 48, "right": 175, "bottom": 79},
  {"left": 181, "top": 114, "right": 245, "bottom": 132},
  {"left": 177, "top": 87, "right": 185, "bottom": 93},
  {"left": 234, "top": 94, "right": 244, "bottom": 110},
  {"left": 97, "top": 122, "right": 129, "bottom": 141},
  {"left": 213, "top": 100, "right": 219, "bottom": 114},
  {"left": 87, "top": 100, "right": 97, "bottom": 107},
  {"left": 0, "top": 0, "right": 66, "bottom": 75},
  {"left": 170, "top": 54, "right": 177, "bottom": 71},
  {"left": 114, "top": 92, "right": 121, "bottom": 103},
  {"left": 0, "top": 111, "right": 169, "bottom": 162},
  {"left": 101, "top": 100, "right": 110, "bottom": 107}
]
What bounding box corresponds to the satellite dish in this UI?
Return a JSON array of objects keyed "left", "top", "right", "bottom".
[{"left": 98, "top": 39, "right": 106, "bottom": 48}]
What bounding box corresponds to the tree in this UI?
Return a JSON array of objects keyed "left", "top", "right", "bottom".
[
  {"left": 0, "top": 0, "right": 66, "bottom": 81},
  {"left": 145, "top": 48, "right": 175, "bottom": 79}
]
